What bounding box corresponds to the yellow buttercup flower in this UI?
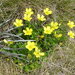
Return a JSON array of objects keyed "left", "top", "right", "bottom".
[
  {"left": 44, "top": 26, "right": 53, "bottom": 34},
  {"left": 13, "top": 19, "right": 23, "bottom": 27},
  {"left": 34, "top": 47, "right": 45, "bottom": 58},
  {"left": 39, "top": 35, "right": 44, "bottom": 38},
  {"left": 59, "top": 42, "right": 63, "bottom": 46},
  {"left": 6, "top": 58, "right": 10, "bottom": 61},
  {"left": 23, "top": 27, "right": 33, "bottom": 35},
  {"left": 25, "top": 8, "right": 34, "bottom": 16},
  {"left": 3, "top": 39, "right": 8, "bottom": 44},
  {"left": 23, "top": 14, "right": 32, "bottom": 21},
  {"left": 67, "top": 21, "right": 75, "bottom": 28},
  {"left": 18, "top": 63, "right": 23, "bottom": 66},
  {"left": 44, "top": 8, "right": 52, "bottom": 15},
  {"left": 26, "top": 41, "right": 36, "bottom": 51},
  {"left": 37, "top": 14, "right": 46, "bottom": 21},
  {"left": 3, "top": 39, "right": 14, "bottom": 44},
  {"left": 54, "top": 33, "right": 62, "bottom": 38},
  {"left": 54, "top": 32, "right": 62, "bottom": 38},
  {"left": 68, "top": 31, "right": 75, "bottom": 38},
  {"left": 50, "top": 21, "right": 59, "bottom": 30}
]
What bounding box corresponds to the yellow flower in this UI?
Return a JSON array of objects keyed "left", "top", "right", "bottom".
[
  {"left": 3, "top": 39, "right": 8, "bottom": 44},
  {"left": 67, "top": 21, "right": 75, "bottom": 28},
  {"left": 23, "top": 27, "right": 33, "bottom": 35},
  {"left": 54, "top": 32, "right": 62, "bottom": 38},
  {"left": 34, "top": 47, "right": 45, "bottom": 58},
  {"left": 6, "top": 58, "right": 10, "bottom": 61},
  {"left": 18, "top": 63, "right": 23, "bottom": 66},
  {"left": 59, "top": 42, "right": 63, "bottom": 46},
  {"left": 26, "top": 41, "right": 36, "bottom": 51},
  {"left": 39, "top": 35, "right": 44, "bottom": 38},
  {"left": 50, "top": 21, "right": 59, "bottom": 30},
  {"left": 13, "top": 19, "right": 23, "bottom": 27},
  {"left": 3, "top": 39, "right": 14, "bottom": 44},
  {"left": 25, "top": 8, "right": 34, "bottom": 16},
  {"left": 44, "top": 26, "right": 53, "bottom": 34},
  {"left": 54, "top": 34, "right": 62, "bottom": 38},
  {"left": 68, "top": 31, "right": 75, "bottom": 38},
  {"left": 23, "top": 14, "right": 32, "bottom": 21},
  {"left": 44, "top": 8, "right": 52, "bottom": 15},
  {"left": 37, "top": 14, "right": 46, "bottom": 21}
]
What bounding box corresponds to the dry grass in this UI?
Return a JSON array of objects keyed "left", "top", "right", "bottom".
[
  {"left": 0, "top": 59, "right": 24, "bottom": 75},
  {"left": 0, "top": 0, "right": 75, "bottom": 32},
  {"left": 0, "top": 0, "right": 75, "bottom": 75},
  {"left": 37, "top": 40, "right": 75, "bottom": 75}
]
